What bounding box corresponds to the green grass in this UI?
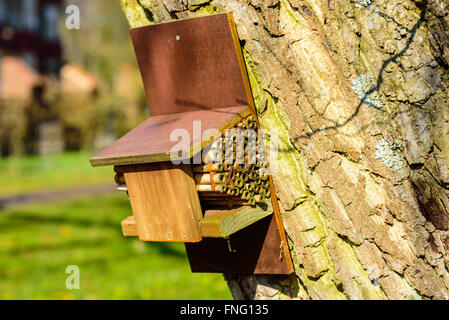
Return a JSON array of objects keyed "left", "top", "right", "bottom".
[
  {"left": 0, "top": 194, "right": 232, "bottom": 300},
  {"left": 0, "top": 152, "right": 112, "bottom": 197}
]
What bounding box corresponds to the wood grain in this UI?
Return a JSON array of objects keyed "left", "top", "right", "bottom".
[
  {"left": 200, "top": 204, "right": 273, "bottom": 238},
  {"left": 123, "top": 162, "right": 203, "bottom": 242},
  {"left": 121, "top": 216, "right": 138, "bottom": 237}
]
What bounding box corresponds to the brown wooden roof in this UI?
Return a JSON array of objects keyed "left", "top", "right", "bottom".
[{"left": 90, "top": 106, "right": 250, "bottom": 167}]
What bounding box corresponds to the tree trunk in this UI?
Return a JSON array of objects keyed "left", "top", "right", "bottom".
[{"left": 120, "top": 0, "right": 449, "bottom": 299}]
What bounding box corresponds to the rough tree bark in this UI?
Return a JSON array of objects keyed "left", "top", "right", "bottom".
[{"left": 119, "top": 0, "right": 449, "bottom": 299}]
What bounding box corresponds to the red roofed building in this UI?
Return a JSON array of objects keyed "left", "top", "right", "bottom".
[{"left": 0, "top": 0, "right": 62, "bottom": 74}]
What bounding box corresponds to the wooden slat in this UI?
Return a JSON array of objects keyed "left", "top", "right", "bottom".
[
  {"left": 121, "top": 216, "right": 138, "bottom": 237},
  {"left": 123, "top": 162, "right": 203, "bottom": 242},
  {"left": 200, "top": 204, "right": 273, "bottom": 238}
]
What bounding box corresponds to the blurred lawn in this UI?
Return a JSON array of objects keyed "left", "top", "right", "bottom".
[
  {"left": 0, "top": 152, "right": 112, "bottom": 197},
  {"left": 0, "top": 153, "right": 232, "bottom": 300},
  {"left": 0, "top": 194, "right": 232, "bottom": 300}
]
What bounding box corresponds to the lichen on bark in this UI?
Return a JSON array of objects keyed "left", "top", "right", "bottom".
[{"left": 120, "top": 0, "right": 449, "bottom": 300}]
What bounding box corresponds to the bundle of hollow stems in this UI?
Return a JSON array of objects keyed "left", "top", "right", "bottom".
[{"left": 194, "top": 116, "right": 271, "bottom": 208}]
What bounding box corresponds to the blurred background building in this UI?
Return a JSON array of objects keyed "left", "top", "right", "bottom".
[
  {"left": 0, "top": 0, "right": 231, "bottom": 300},
  {"left": 0, "top": 0, "right": 147, "bottom": 157},
  {"left": 0, "top": 0, "right": 62, "bottom": 74}
]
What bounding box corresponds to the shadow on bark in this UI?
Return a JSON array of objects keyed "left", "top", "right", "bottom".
[{"left": 290, "top": 2, "right": 428, "bottom": 142}]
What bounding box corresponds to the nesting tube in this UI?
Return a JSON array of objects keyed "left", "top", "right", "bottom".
[
  {"left": 193, "top": 163, "right": 224, "bottom": 173},
  {"left": 234, "top": 177, "right": 244, "bottom": 188},
  {"left": 196, "top": 184, "right": 224, "bottom": 192},
  {"left": 195, "top": 173, "right": 226, "bottom": 185},
  {"left": 244, "top": 183, "right": 253, "bottom": 192},
  {"left": 241, "top": 190, "right": 252, "bottom": 201},
  {"left": 254, "top": 194, "right": 266, "bottom": 203}
]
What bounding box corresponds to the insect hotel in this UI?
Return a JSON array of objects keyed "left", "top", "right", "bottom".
[{"left": 90, "top": 13, "right": 293, "bottom": 275}]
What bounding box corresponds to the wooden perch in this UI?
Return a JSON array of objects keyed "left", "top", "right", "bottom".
[
  {"left": 121, "top": 216, "right": 138, "bottom": 237},
  {"left": 200, "top": 203, "right": 273, "bottom": 238}
]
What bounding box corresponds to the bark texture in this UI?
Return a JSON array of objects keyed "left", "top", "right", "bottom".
[{"left": 120, "top": 0, "right": 449, "bottom": 299}]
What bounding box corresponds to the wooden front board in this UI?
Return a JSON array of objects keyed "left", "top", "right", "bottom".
[{"left": 122, "top": 163, "right": 203, "bottom": 242}]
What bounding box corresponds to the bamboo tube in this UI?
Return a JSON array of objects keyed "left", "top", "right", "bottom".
[
  {"left": 265, "top": 189, "right": 271, "bottom": 198},
  {"left": 223, "top": 164, "right": 233, "bottom": 171},
  {"left": 258, "top": 168, "right": 269, "bottom": 178},
  {"left": 196, "top": 184, "right": 224, "bottom": 192},
  {"left": 198, "top": 196, "right": 242, "bottom": 202},
  {"left": 192, "top": 163, "right": 224, "bottom": 173},
  {"left": 201, "top": 200, "right": 252, "bottom": 207},
  {"left": 254, "top": 194, "right": 266, "bottom": 203},
  {"left": 237, "top": 121, "right": 246, "bottom": 129},
  {"left": 116, "top": 184, "right": 127, "bottom": 192},
  {"left": 241, "top": 190, "right": 251, "bottom": 201},
  {"left": 198, "top": 191, "right": 232, "bottom": 197},
  {"left": 234, "top": 177, "right": 244, "bottom": 188},
  {"left": 195, "top": 173, "right": 226, "bottom": 185},
  {"left": 248, "top": 171, "right": 259, "bottom": 180}
]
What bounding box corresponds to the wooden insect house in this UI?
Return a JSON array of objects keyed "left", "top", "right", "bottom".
[{"left": 90, "top": 13, "right": 293, "bottom": 275}]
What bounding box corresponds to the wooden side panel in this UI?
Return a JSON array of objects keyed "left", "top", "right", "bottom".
[
  {"left": 123, "top": 163, "right": 203, "bottom": 242},
  {"left": 186, "top": 215, "right": 292, "bottom": 274}
]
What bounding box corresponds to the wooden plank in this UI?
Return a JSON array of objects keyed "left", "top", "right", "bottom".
[
  {"left": 121, "top": 216, "right": 138, "bottom": 237},
  {"left": 122, "top": 162, "right": 203, "bottom": 242},
  {"left": 90, "top": 106, "right": 250, "bottom": 167},
  {"left": 200, "top": 204, "right": 273, "bottom": 238},
  {"left": 130, "top": 13, "right": 249, "bottom": 116}
]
